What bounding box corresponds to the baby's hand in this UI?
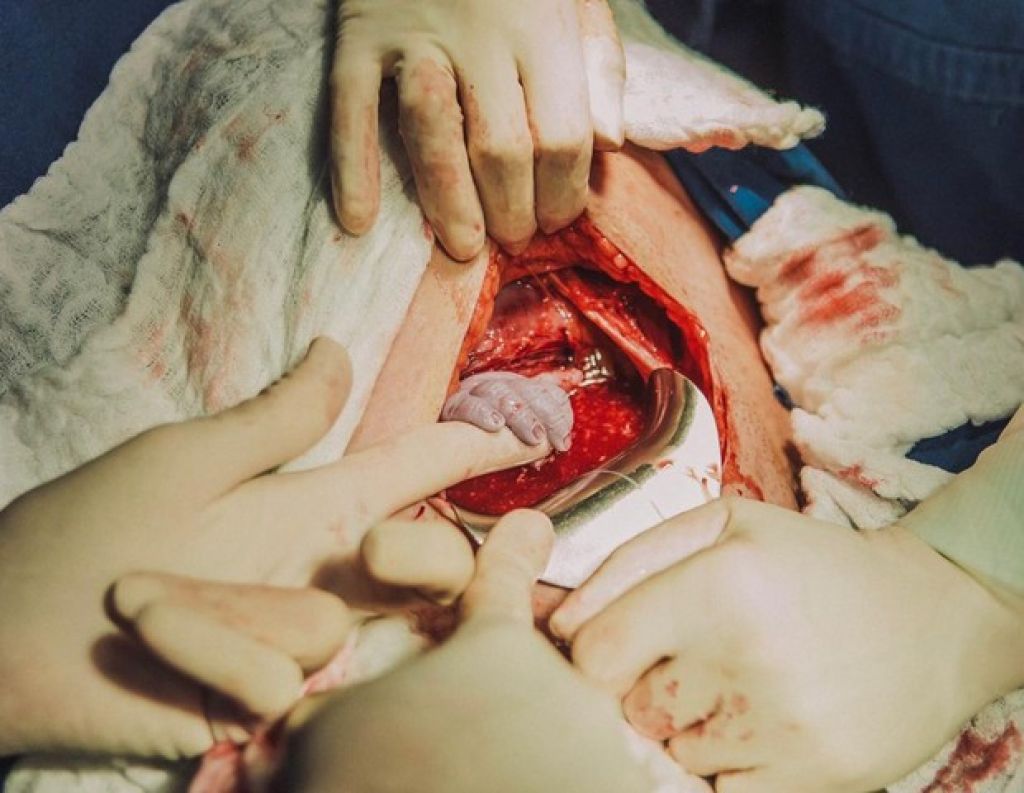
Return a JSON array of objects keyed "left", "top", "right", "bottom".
[{"left": 442, "top": 372, "right": 573, "bottom": 452}]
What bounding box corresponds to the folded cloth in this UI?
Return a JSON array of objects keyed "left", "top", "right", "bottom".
[
  {"left": 724, "top": 185, "right": 1024, "bottom": 793},
  {"left": 0, "top": 0, "right": 822, "bottom": 791}
]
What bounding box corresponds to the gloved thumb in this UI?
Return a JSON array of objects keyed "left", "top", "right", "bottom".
[
  {"left": 183, "top": 336, "right": 352, "bottom": 499},
  {"left": 361, "top": 516, "right": 476, "bottom": 605},
  {"left": 459, "top": 509, "right": 554, "bottom": 626},
  {"left": 109, "top": 572, "right": 354, "bottom": 722}
]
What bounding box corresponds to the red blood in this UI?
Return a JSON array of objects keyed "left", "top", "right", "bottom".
[
  {"left": 799, "top": 268, "right": 848, "bottom": 302},
  {"left": 683, "top": 695, "right": 725, "bottom": 738},
  {"left": 475, "top": 218, "right": 714, "bottom": 404},
  {"left": 837, "top": 463, "right": 879, "bottom": 490},
  {"left": 799, "top": 281, "right": 897, "bottom": 327},
  {"left": 558, "top": 217, "right": 716, "bottom": 454},
  {"left": 447, "top": 379, "right": 646, "bottom": 514},
  {"left": 624, "top": 679, "right": 680, "bottom": 742},
  {"left": 779, "top": 225, "right": 884, "bottom": 286},
  {"left": 407, "top": 602, "right": 459, "bottom": 644},
  {"left": 462, "top": 279, "right": 598, "bottom": 378},
  {"left": 923, "top": 724, "right": 1023, "bottom": 792},
  {"left": 784, "top": 225, "right": 901, "bottom": 330},
  {"left": 728, "top": 693, "right": 750, "bottom": 715},
  {"left": 549, "top": 269, "right": 677, "bottom": 378}
]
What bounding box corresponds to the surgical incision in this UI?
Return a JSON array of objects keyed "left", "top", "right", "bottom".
[{"left": 446, "top": 269, "right": 699, "bottom": 515}]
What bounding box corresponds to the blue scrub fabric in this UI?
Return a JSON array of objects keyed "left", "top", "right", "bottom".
[
  {"left": 0, "top": 0, "right": 180, "bottom": 207},
  {"left": 784, "top": 0, "right": 1024, "bottom": 265},
  {"left": 651, "top": 0, "right": 1024, "bottom": 264}
]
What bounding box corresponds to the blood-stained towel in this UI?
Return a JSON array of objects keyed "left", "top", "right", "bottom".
[
  {"left": 725, "top": 186, "right": 1024, "bottom": 529},
  {"left": 1, "top": 1, "right": 821, "bottom": 791}
]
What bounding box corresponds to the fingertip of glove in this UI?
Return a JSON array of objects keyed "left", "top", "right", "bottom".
[
  {"left": 593, "top": 127, "right": 625, "bottom": 152},
  {"left": 331, "top": 170, "right": 379, "bottom": 236},
  {"left": 546, "top": 606, "right": 575, "bottom": 642},
  {"left": 440, "top": 227, "right": 487, "bottom": 262},
  {"left": 108, "top": 572, "right": 166, "bottom": 623},
  {"left": 493, "top": 509, "right": 555, "bottom": 576}
]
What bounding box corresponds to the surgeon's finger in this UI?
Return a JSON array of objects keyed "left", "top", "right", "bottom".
[
  {"left": 397, "top": 52, "right": 485, "bottom": 261},
  {"left": 577, "top": 0, "right": 626, "bottom": 150},
  {"left": 458, "top": 52, "right": 536, "bottom": 252},
  {"left": 440, "top": 390, "right": 506, "bottom": 433},
  {"left": 159, "top": 337, "right": 351, "bottom": 500},
  {"left": 621, "top": 657, "right": 724, "bottom": 744},
  {"left": 132, "top": 601, "right": 304, "bottom": 719},
  {"left": 569, "top": 574, "right": 683, "bottom": 698},
  {"left": 461, "top": 509, "right": 554, "bottom": 625},
  {"left": 361, "top": 519, "right": 476, "bottom": 603},
  {"left": 111, "top": 572, "right": 354, "bottom": 672},
  {"left": 550, "top": 498, "right": 731, "bottom": 641},
  {"left": 518, "top": 5, "right": 592, "bottom": 233},
  {"left": 236, "top": 421, "right": 549, "bottom": 546},
  {"left": 330, "top": 32, "right": 383, "bottom": 235},
  {"left": 668, "top": 725, "right": 762, "bottom": 780},
  {"left": 570, "top": 537, "right": 746, "bottom": 699},
  {"left": 331, "top": 422, "right": 548, "bottom": 527}
]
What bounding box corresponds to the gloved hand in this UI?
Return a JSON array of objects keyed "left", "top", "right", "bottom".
[
  {"left": 550, "top": 496, "right": 1024, "bottom": 793},
  {"left": 279, "top": 510, "right": 660, "bottom": 793},
  {"left": 900, "top": 405, "right": 1024, "bottom": 595},
  {"left": 330, "top": 0, "right": 626, "bottom": 260},
  {"left": 0, "top": 338, "right": 547, "bottom": 759}
]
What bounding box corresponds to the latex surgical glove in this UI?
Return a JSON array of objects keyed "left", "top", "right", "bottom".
[
  {"left": 550, "top": 496, "right": 1024, "bottom": 793},
  {"left": 0, "top": 338, "right": 547, "bottom": 760},
  {"left": 279, "top": 510, "right": 659, "bottom": 793},
  {"left": 442, "top": 371, "right": 573, "bottom": 452},
  {"left": 900, "top": 405, "right": 1024, "bottom": 595},
  {"left": 330, "top": 0, "right": 626, "bottom": 259}
]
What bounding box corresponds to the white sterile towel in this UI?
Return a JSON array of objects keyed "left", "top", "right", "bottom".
[
  {"left": 724, "top": 185, "right": 1024, "bottom": 793},
  {"left": 0, "top": 1, "right": 822, "bottom": 791}
]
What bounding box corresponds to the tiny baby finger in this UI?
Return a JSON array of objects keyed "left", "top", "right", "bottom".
[
  {"left": 441, "top": 390, "right": 506, "bottom": 432},
  {"left": 469, "top": 379, "right": 544, "bottom": 446}
]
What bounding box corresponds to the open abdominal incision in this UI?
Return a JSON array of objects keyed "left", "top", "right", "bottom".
[
  {"left": 350, "top": 147, "right": 798, "bottom": 523},
  {"left": 439, "top": 225, "right": 718, "bottom": 517}
]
